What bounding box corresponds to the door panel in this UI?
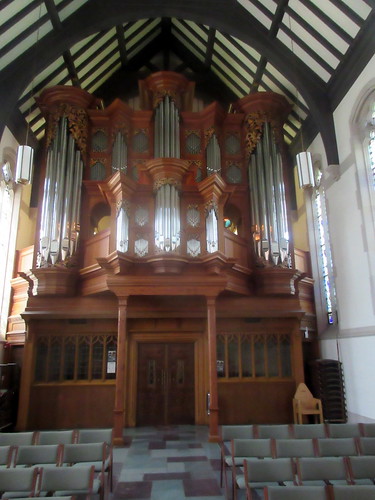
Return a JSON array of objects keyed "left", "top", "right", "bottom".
[{"left": 137, "top": 343, "right": 195, "bottom": 426}]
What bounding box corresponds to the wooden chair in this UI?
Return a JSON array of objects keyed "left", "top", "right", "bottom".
[{"left": 293, "top": 383, "right": 324, "bottom": 424}]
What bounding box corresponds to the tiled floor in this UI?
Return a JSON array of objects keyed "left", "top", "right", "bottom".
[{"left": 111, "top": 425, "right": 227, "bottom": 500}]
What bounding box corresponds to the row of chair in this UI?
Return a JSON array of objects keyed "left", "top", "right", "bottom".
[
  {"left": 0, "top": 428, "right": 113, "bottom": 447},
  {"left": 221, "top": 423, "right": 375, "bottom": 441},
  {"left": 240, "top": 456, "right": 375, "bottom": 500},
  {"left": 229, "top": 436, "right": 375, "bottom": 462},
  {"left": 0, "top": 442, "right": 113, "bottom": 492},
  {"left": 263, "top": 484, "right": 375, "bottom": 500},
  {"left": 223, "top": 438, "right": 375, "bottom": 499},
  {"left": 0, "top": 465, "right": 104, "bottom": 500}
]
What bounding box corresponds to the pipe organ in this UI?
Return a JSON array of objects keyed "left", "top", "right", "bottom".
[{"left": 11, "top": 71, "right": 316, "bottom": 435}]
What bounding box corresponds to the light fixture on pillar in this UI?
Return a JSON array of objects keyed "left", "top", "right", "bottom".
[
  {"left": 296, "top": 151, "right": 314, "bottom": 188},
  {"left": 15, "top": 145, "right": 34, "bottom": 184}
]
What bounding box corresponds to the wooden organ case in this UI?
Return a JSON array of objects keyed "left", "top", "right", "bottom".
[{"left": 10, "top": 72, "right": 316, "bottom": 443}]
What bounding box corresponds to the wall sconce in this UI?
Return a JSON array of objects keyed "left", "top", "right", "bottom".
[
  {"left": 15, "top": 145, "right": 34, "bottom": 185},
  {"left": 296, "top": 151, "right": 315, "bottom": 189}
]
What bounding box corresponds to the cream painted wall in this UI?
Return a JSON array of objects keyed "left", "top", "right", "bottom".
[
  {"left": 291, "top": 168, "right": 310, "bottom": 252},
  {"left": 307, "top": 55, "right": 375, "bottom": 421},
  {"left": 16, "top": 183, "right": 37, "bottom": 250}
]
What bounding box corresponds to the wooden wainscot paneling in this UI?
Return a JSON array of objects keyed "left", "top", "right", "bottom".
[
  {"left": 83, "top": 228, "right": 110, "bottom": 268},
  {"left": 28, "top": 384, "right": 115, "bottom": 429},
  {"left": 294, "top": 248, "right": 312, "bottom": 277},
  {"left": 218, "top": 380, "right": 295, "bottom": 424},
  {"left": 223, "top": 231, "right": 250, "bottom": 268}
]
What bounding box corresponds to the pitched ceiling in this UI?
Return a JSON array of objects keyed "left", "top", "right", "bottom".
[{"left": 1, "top": 0, "right": 374, "bottom": 163}]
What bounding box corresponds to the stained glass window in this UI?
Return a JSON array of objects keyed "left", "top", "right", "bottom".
[{"left": 313, "top": 167, "right": 336, "bottom": 324}]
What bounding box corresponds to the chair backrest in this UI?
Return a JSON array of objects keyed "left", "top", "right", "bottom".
[
  {"left": 347, "top": 455, "right": 375, "bottom": 483},
  {"left": 62, "top": 443, "right": 107, "bottom": 466},
  {"left": 293, "top": 424, "right": 327, "bottom": 439},
  {"left": 264, "top": 485, "right": 328, "bottom": 500},
  {"left": 296, "top": 457, "right": 349, "bottom": 484},
  {"left": 274, "top": 439, "right": 316, "bottom": 458},
  {"left": 316, "top": 438, "right": 359, "bottom": 457},
  {"left": 220, "top": 425, "right": 254, "bottom": 441},
  {"left": 256, "top": 425, "right": 292, "bottom": 439},
  {"left": 327, "top": 424, "right": 361, "bottom": 438},
  {"left": 244, "top": 457, "right": 296, "bottom": 484},
  {"left": 293, "top": 383, "right": 318, "bottom": 409},
  {"left": 14, "top": 444, "right": 63, "bottom": 467},
  {"left": 0, "top": 432, "right": 36, "bottom": 446},
  {"left": 36, "top": 430, "right": 77, "bottom": 445},
  {"left": 38, "top": 464, "right": 95, "bottom": 495},
  {"left": 0, "top": 446, "right": 14, "bottom": 467},
  {"left": 0, "top": 466, "right": 40, "bottom": 495},
  {"left": 231, "top": 439, "right": 274, "bottom": 460},
  {"left": 330, "top": 484, "right": 375, "bottom": 499},
  {"left": 358, "top": 437, "right": 375, "bottom": 455},
  {"left": 76, "top": 428, "right": 113, "bottom": 445},
  {"left": 360, "top": 423, "right": 375, "bottom": 438}
]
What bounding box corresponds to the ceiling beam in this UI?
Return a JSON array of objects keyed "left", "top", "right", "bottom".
[
  {"left": 116, "top": 24, "right": 128, "bottom": 66},
  {"left": 161, "top": 17, "right": 172, "bottom": 70},
  {"left": 44, "top": 0, "right": 80, "bottom": 86},
  {"left": 328, "top": 9, "right": 375, "bottom": 108},
  {"left": 0, "top": 0, "right": 357, "bottom": 165},
  {"left": 204, "top": 27, "right": 216, "bottom": 68}
]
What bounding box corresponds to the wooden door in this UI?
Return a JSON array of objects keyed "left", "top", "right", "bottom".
[{"left": 137, "top": 343, "right": 195, "bottom": 426}]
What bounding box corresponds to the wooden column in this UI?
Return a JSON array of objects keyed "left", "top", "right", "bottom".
[
  {"left": 206, "top": 296, "right": 220, "bottom": 442},
  {"left": 291, "top": 317, "right": 305, "bottom": 387},
  {"left": 113, "top": 296, "right": 128, "bottom": 445},
  {"left": 15, "top": 322, "right": 34, "bottom": 430}
]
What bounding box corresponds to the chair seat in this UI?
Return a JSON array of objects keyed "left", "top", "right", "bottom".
[{"left": 54, "top": 477, "right": 102, "bottom": 496}]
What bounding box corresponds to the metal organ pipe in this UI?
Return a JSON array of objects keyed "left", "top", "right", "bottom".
[
  {"left": 154, "top": 96, "right": 180, "bottom": 158},
  {"left": 206, "top": 207, "right": 218, "bottom": 253},
  {"left": 38, "top": 116, "right": 84, "bottom": 267},
  {"left": 154, "top": 182, "right": 180, "bottom": 253},
  {"left": 112, "top": 132, "right": 128, "bottom": 174},
  {"left": 249, "top": 121, "right": 290, "bottom": 265},
  {"left": 206, "top": 134, "right": 221, "bottom": 175}
]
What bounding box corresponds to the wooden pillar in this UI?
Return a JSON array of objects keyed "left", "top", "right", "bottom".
[
  {"left": 206, "top": 296, "right": 220, "bottom": 442},
  {"left": 16, "top": 322, "right": 34, "bottom": 430},
  {"left": 291, "top": 317, "right": 305, "bottom": 387},
  {"left": 113, "top": 296, "right": 128, "bottom": 445}
]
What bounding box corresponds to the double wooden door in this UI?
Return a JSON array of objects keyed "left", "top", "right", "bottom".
[{"left": 137, "top": 343, "right": 195, "bottom": 426}]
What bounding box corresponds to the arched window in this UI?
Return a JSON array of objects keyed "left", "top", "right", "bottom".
[
  {"left": 297, "top": 155, "right": 337, "bottom": 331},
  {"left": 311, "top": 163, "right": 337, "bottom": 326},
  {"left": 0, "top": 151, "right": 22, "bottom": 341}
]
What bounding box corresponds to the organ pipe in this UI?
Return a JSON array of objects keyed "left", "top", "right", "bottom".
[
  {"left": 116, "top": 202, "right": 129, "bottom": 253},
  {"left": 112, "top": 132, "right": 128, "bottom": 173},
  {"left": 249, "top": 121, "right": 290, "bottom": 266},
  {"left": 206, "top": 134, "right": 221, "bottom": 176},
  {"left": 38, "top": 116, "right": 83, "bottom": 267},
  {"left": 206, "top": 206, "right": 218, "bottom": 253},
  {"left": 154, "top": 182, "right": 181, "bottom": 252},
  {"left": 154, "top": 95, "right": 180, "bottom": 158}
]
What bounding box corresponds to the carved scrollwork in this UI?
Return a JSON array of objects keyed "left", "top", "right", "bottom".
[
  {"left": 204, "top": 200, "right": 218, "bottom": 217},
  {"left": 244, "top": 112, "right": 284, "bottom": 158},
  {"left": 204, "top": 126, "right": 217, "bottom": 149},
  {"left": 153, "top": 177, "right": 181, "bottom": 191},
  {"left": 116, "top": 199, "right": 130, "bottom": 215},
  {"left": 46, "top": 103, "right": 88, "bottom": 154},
  {"left": 153, "top": 90, "right": 178, "bottom": 109}
]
